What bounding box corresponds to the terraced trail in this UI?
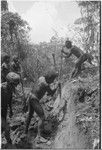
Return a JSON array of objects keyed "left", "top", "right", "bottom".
[{"left": 2, "top": 75, "right": 100, "bottom": 149}]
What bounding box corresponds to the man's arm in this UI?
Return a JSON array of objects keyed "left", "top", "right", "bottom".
[
  {"left": 61, "top": 49, "right": 72, "bottom": 58},
  {"left": 88, "top": 59, "right": 92, "bottom": 65},
  {"left": 10, "top": 63, "right": 15, "bottom": 72},
  {"left": 87, "top": 56, "right": 93, "bottom": 65},
  {"left": 46, "top": 86, "right": 57, "bottom": 97},
  {"left": 17, "top": 63, "right": 21, "bottom": 73},
  {"left": 8, "top": 95, "right": 13, "bottom": 118},
  {"left": 46, "top": 83, "right": 59, "bottom": 97}
]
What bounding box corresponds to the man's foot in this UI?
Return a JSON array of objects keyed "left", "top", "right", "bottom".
[
  {"left": 46, "top": 104, "right": 53, "bottom": 111},
  {"left": 35, "top": 140, "right": 51, "bottom": 148},
  {"left": 35, "top": 136, "right": 48, "bottom": 143},
  {"left": 46, "top": 140, "right": 52, "bottom": 145}
]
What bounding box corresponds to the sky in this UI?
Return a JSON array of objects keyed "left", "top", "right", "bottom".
[{"left": 8, "top": 0, "right": 81, "bottom": 43}]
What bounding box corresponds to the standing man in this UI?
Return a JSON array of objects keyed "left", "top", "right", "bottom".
[
  {"left": 25, "top": 70, "right": 60, "bottom": 143},
  {"left": 1, "top": 72, "right": 20, "bottom": 145},
  {"left": 11, "top": 55, "right": 24, "bottom": 98}
]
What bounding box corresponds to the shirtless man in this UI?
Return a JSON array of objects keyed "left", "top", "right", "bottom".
[
  {"left": 25, "top": 70, "right": 60, "bottom": 143},
  {"left": 61, "top": 40, "right": 93, "bottom": 78},
  {"left": 11, "top": 55, "right": 24, "bottom": 98},
  {"left": 11, "top": 55, "right": 21, "bottom": 74},
  {"left": 61, "top": 40, "right": 84, "bottom": 59},
  {"left": 1, "top": 72, "right": 20, "bottom": 145}
]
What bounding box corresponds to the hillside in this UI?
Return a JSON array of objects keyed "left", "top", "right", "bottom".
[
  {"left": 2, "top": 69, "right": 100, "bottom": 149},
  {"left": 53, "top": 74, "right": 100, "bottom": 149}
]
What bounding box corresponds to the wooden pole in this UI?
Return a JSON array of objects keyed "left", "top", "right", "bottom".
[
  {"left": 52, "top": 52, "right": 57, "bottom": 70},
  {"left": 59, "top": 48, "right": 63, "bottom": 100}
]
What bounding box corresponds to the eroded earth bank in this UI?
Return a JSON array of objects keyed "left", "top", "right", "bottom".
[{"left": 2, "top": 74, "right": 100, "bottom": 149}]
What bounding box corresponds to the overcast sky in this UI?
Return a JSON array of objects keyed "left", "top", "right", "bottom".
[{"left": 8, "top": 0, "right": 81, "bottom": 43}]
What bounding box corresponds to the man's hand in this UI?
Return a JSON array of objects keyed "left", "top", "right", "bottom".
[
  {"left": 57, "top": 82, "right": 61, "bottom": 89},
  {"left": 90, "top": 61, "right": 95, "bottom": 67}
]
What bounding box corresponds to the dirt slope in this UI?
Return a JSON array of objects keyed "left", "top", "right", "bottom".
[
  {"left": 2, "top": 75, "right": 100, "bottom": 149},
  {"left": 53, "top": 80, "right": 87, "bottom": 149},
  {"left": 53, "top": 75, "right": 100, "bottom": 149}
]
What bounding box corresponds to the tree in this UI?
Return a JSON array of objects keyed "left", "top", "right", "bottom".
[
  {"left": 1, "top": 11, "right": 31, "bottom": 60},
  {"left": 74, "top": 1, "right": 101, "bottom": 64},
  {"left": 1, "top": 0, "right": 8, "bottom": 12}
]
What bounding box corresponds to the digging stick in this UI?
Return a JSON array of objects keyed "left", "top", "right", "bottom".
[
  {"left": 52, "top": 52, "right": 57, "bottom": 71},
  {"left": 59, "top": 49, "right": 63, "bottom": 100}
]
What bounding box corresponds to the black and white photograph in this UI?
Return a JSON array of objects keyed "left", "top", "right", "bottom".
[{"left": 1, "top": 0, "right": 101, "bottom": 149}]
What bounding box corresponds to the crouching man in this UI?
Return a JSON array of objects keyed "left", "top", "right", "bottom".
[
  {"left": 25, "top": 70, "right": 60, "bottom": 143},
  {"left": 1, "top": 72, "right": 20, "bottom": 145},
  {"left": 61, "top": 40, "right": 94, "bottom": 78}
]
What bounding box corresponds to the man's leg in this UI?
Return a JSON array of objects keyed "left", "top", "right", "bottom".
[
  {"left": 74, "top": 65, "right": 81, "bottom": 77},
  {"left": 71, "top": 67, "right": 78, "bottom": 78},
  {"left": 8, "top": 97, "right": 13, "bottom": 118},
  {"left": 2, "top": 118, "right": 12, "bottom": 144},
  {"left": 25, "top": 99, "right": 34, "bottom": 134},
  {"left": 37, "top": 116, "right": 45, "bottom": 139},
  {"left": 5, "top": 122, "right": 12, "bottom": 144},
  {"left": 32, "top": 99, "right": 47, "bottom": 142},
  {"left": 81, "top": 63, "right": 86, "bottom": 70}
]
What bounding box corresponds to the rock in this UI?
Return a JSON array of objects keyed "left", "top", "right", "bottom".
[
  {"left": 10, "top": 115, "right": 25, "bottom": 131},
  {"left": 46, "top": 140, "right": 52, "bottom": 145},
  {"left": 80, "top": 116, "right": 92, "bottom": 122},
  {"left": 93, "top": 138, "right": 100, "bottom": 149}
]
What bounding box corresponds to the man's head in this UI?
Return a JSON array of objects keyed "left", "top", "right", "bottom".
[
  {"left": 2, "top": 53, "right": 10, "bottom": 64},
  {"left": 6, "top": 72, "right": 20, "bottom": 88},
  {"left": 44, "top": 70, "right": 59, "bottom": 84},
  {"left": 65, "top": 40, "right": 72, "bottom": 49},
  {"left": 88, "top": 53, "right": 94, "bottom": 63},
  {"left": 13, "top": 55, "right": 19, "bottom": 63}
]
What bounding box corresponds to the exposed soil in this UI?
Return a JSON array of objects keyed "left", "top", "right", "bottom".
[{"left": 2, "top": 72, "right": 100, "bottom": 149}]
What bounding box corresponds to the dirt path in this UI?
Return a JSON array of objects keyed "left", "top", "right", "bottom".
[{"left": 53, "top": 80, "right": 88, "bottom": 149}]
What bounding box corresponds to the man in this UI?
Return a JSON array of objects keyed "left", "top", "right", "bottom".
[
  {"left": 1, "top": 53, "right": 10, "bottom": 83},
  {"left": 11, "top": 55, "right": 21, "bottom": 74},
  {"left": 1, "top": 72, "right": 20, "bottom": 145},
  {"left": 25, "top": 70, "right": 60, "bottom": 143},
  {"left": 11, "top": 55, "right": 24, "bottom": 98},
  {"left": 61, "top": 40, "right": 93, "bottom": 78},
  {"left": 61, "top": 40, "right": 84, "bottom": 59}
]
